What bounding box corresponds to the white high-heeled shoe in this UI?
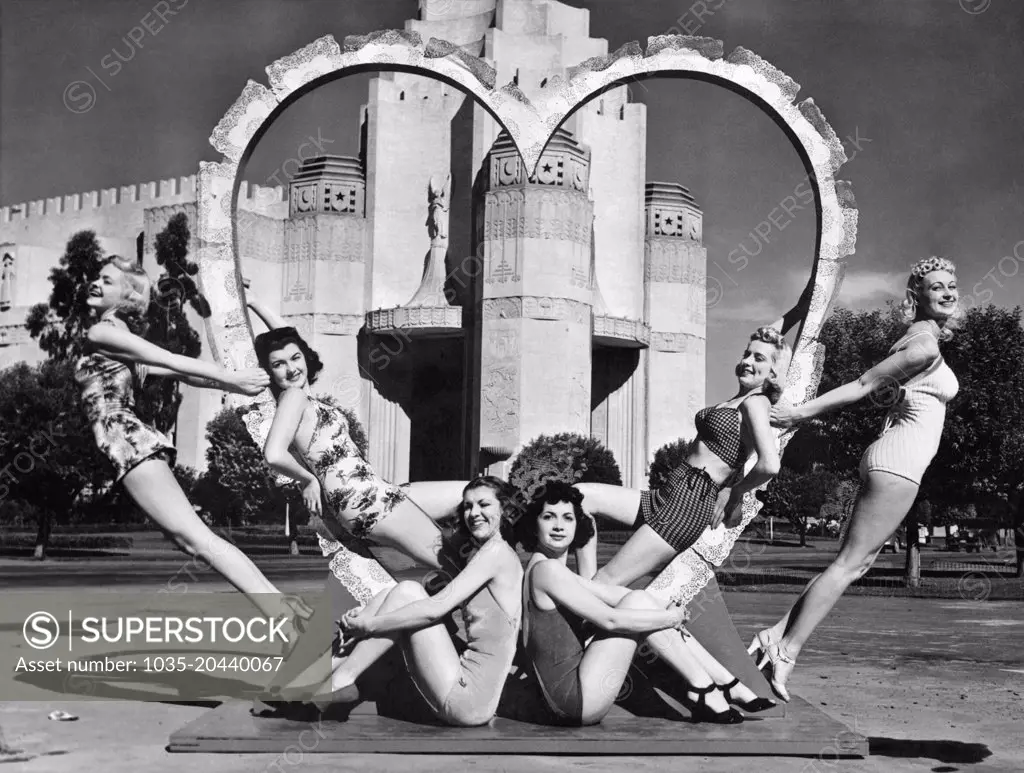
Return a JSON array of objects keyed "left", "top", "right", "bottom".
[{"left": 747, "top": 629, "right": 796, "bottom": 703}]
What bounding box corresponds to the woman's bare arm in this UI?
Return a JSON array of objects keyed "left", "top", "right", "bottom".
[
  {"left": 87, "top": 322, "right": 265, "bottom": 394},
  {"left": 536, "top": 561, "right": 683, "bottom": 635},
  {"left": 244, "top": 279, "right": 289, "bottom": 331},
  {"left": 263, "top": 388, "right": 317, "bottom": 486},
  {"left": 712, "top": 395, "right": 780, "bottom": 528},
  {"left": 773, "top": 326, "right": 939, "bottom": 425}
]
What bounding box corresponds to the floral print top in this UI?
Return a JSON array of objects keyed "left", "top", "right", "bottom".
[
  {"left": 74, "top": 320, "right": 175, "bottom": 482},
  {"left": 297, "top": 396, "right": 406, "bottom": 541}
]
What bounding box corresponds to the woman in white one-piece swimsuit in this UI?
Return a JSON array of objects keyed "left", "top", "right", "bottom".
[{"left": 750, "top": 257, "right": 961, "bottom": 702}]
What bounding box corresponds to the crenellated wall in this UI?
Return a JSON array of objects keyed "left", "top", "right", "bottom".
[{"left": 0, "top": 174, "right": 286, "bottom": 471}]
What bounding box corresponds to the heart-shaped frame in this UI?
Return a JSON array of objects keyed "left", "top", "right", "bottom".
[{"left": 195, "top": 31, "right": 858, "bottom": 604}]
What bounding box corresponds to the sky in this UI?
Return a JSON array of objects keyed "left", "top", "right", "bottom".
[{"left": 2, "top": 0, "right": 1024, "bottom": 400}]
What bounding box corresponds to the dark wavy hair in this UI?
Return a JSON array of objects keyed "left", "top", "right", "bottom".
[
  {"left": 514, "top": 481, "right": 594, "bottom": 554},
  {"left": 450, "top": 476, "right": 517, "bottom": 548},
  {"left": 253, "top": 327, "right": 324, "bottom": 396}
]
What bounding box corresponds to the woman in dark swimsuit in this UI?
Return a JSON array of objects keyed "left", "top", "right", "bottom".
[
  {"left": 576, "top": 326, "right": 792, "bottom": 588},
  {"left": 518, "top": 482, "right": 775, "bottom": 725},
  {"left": 75, "top": 257, "right": 310, "bottom": 633}
]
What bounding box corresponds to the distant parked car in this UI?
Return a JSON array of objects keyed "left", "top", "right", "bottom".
[
  {"left": 881, "top": 527, "right": 906, "bottom": 553},
  {"left": 947, "top": 519, "right": 1000, "bottom": 553}
]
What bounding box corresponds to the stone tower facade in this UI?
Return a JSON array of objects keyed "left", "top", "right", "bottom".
[
  {"left": 0, "top": 0, "right": 707, "bottom": 487},
  {"left": 475, "top": 129, "right": 595, "bottom": 465}
]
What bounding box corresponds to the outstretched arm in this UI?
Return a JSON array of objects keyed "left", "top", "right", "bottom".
[
  {"left": 538, "top": 561, "right": 685, "bottom": 635},
  {"left": 772, "top": 327, "right": 939, "bottom": 426},
  {"left": 87, "top": 322, "right": 266, "bottom": 395},
  {"left": 244, "top": 279, "right": 288, "bottom": 331},
  {"left": 144, "top": 365, "right": 266, "bottom": 395},
  {"left": 574, "top": 513, "right": 598, "bottom": 580},
  {"left": 346, "top": 541, "right": 506, "bottom": 636}
]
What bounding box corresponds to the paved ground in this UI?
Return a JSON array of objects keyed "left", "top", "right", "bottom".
[
  {"left": 1, "top": 540, "right": 1021, "bottom": 771},
  {"left": 2, "top": 588, "right": 1022, "bottom": 772}
]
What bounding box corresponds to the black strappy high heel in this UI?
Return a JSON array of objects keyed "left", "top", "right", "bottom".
[
  {"left": 721, "top": 678, "right": 777, "bottom": 713},
  {"left": 681, "top": 684, "right": 744, "bottom": 724}
]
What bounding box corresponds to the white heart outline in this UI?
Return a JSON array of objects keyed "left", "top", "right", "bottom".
[{"left": 195, "top": 32, "right": 859, "bottom": 605}]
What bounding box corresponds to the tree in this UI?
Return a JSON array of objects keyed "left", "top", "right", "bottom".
[
  {"left": 818, "top": 477, "right": 860, "bottom": 534},
  {"left": 25, "top": 231, "right": 105, "bottom": 361},
  {"left": 758, "top": 467, "right": 838, "bottom": 547},
  {"left": 648, "top": 438, "right": 692, "bottom": 489},
  {"left": 138, "top": 213, "right": 207, "bottom": 435},
  {"left": 1013, "top": 490, "right": 1024, "bottom": 578},
  {"left": 196, "top": 406, "right": 287, "bottom": 527},
  {"left": 801, "top": 303, "right": 1024, "bottom": 581},
  {"left": 0, "top": 360, "right": 110, "bottom": 559},
  {"left": 924, "top": 305, "right": 1024, "bottom": 508}
]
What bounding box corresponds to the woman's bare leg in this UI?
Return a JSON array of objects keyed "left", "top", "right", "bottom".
[
  {"left": 576, "top": 483, "right": 642, "bottom": 528},
  {"left": 277, "top": 586, "right": 394, "bottom": 697},
  {"left": 122, "top": 458, "right": 288, "bottom": 619},
  {"left": 593, "top": 525, "right": 677, "bottom": 587},
  {"left": 679, "top": 632, "right": 758, "bottom": 704},
  {"left": 576, "top": 590, "right": 653, "bottom": 724},
  {"left": 365, "top": 500, "right": 449, "bottom": 571},
  {"left": 403, "top": 481, "right": 468, "bottom": 522},
  {"left": 329, "top": 581, "right": 461, "bottom": 705},
  {"left": 641, "top": 627, "right": 732, "bottom": 712},
  {"left": 771, "top": 471, "right": 919, "bottom": 692}
]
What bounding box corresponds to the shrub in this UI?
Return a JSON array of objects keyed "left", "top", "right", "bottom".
[
  {"left": 507, "top": 433, "right": 621, "bottom": 521},
  {"left": 648, "top": 438, "right": 692, "bottom": 489}
]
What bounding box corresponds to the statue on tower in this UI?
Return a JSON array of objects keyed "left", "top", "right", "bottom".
[
  {"left": 0, "top": 253, "right": 14, "bottom": 312},
  {"left": 427, "top": 172, "right": 450, "bottom": 246}
]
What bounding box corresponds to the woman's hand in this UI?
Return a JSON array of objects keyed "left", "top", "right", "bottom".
[
  {"left": 302, "top": 478, "right": 322, "bottom": 517},
  {"left": 710, "top": 491, "right": 744, "bottom": 530},
  {"left": 722, "top": 498, "right": 745, "bottom": 529},
  {"left": 339, "top": 607, "right": 374, "bottom": 640},
  {"left": 229, "top": 368, "right": 270, "bottom": 396},
  {"left": 671, "top": 601, "right": 691, "bottom": 631},
  {"left": 769, "top": 404, "right": 803, "bottom": 429}
]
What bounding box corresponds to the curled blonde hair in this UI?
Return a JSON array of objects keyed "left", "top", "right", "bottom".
[
  {"left": 749, "top": 326, "right": 792, "bottom": 405},
  {"left": 899, "top": 256, "right": 959, "bottom": 341},
  {"left": 105, "top": 255, "right": 152, "bottom": 335}
]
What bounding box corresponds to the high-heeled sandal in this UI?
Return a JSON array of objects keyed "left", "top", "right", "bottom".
[
  {"left": 680, "top": 684, "right": 744, "bottom": 724},
  {"left": 746, "top": 628, "right": 778, "bottom": 665},
  {"left": 720, "top": 678, "right": 776, "bottom": 713},
  {"left": 755, "top": 640, "right": 796, "bottom": 704}
]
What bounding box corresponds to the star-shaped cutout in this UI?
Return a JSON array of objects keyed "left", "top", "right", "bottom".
[{"left": 543, "top": 163, "right": 553, "bottom": 173}]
